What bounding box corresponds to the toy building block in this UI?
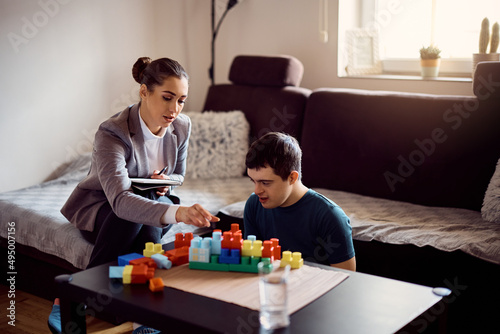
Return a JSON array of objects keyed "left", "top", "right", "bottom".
[
  {"left": 219, "top": 248, "right": 241, "bottom": 264},
  {"left": 221, "top": 231, "right": 233, "bottom": 249},
  {"left": 247, "top": 235, "right": 256, "bottom": 244},
  {"left": 122, "top": 265, "right": 133, "bottom": 284},
  {"left": 241, "top": 240, "right": 253, "bottom": 257},
  {"left": 189, "top": 254, "right": 230, "bottom": 271},
  {"left": 250, "top": 240, "right": 263, "bottom": 257},
  {"left": 228, "top": 256, "right": 262, "bottom": 273},
  {"left": 280, "top": 251, "right": 303, "bottom": 269},
  {"left": 189, "top": 237, "right": 211, "bottom": 263},
  {"left": 109, "top": 266, "right": 125, "bottom": 281},
  {"left": 211, "top": 230, "right": 222, "bottom": 255},
  {"left": 118, "top": 253, "right": 144, "bottom": 266},
  {"left": 149, "top": 277, "right": 164, "bottom": 292},
  {"left": 261, "top": 240, "right": 274, "bottom": 262},
  {"left": 143, "top": 242, "right": 164, "bottom": 257},
  {"left": 271, "top": 238, "right": 281, "bottom": 260},
  {"left": 174, "top": 232, "right": 194, "bottom": 249},
  {"left": 130, "top": 264, "right": 155, "bottom": 284},
  {"left": 130, "top": 256, "right": 157, "bottom": 268},
  {"left": 230, "top": 223, "right": 241, "bottom": 234},
  {"left": 165, "top": 246, "right": 190, "bottom": 266},
  {"left": 231, "top": 232, "right": 243, "bottom": 250},
  {"left": 151, "top": 253, "right": 172, "bottom": 269}
]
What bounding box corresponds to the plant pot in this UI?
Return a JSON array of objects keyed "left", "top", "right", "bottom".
[
  {"left": 420, "top": 58, "right": 441, "bottom": 78},
  {"left": 472, "top": 53, "right": 500, "bottom": 78}
]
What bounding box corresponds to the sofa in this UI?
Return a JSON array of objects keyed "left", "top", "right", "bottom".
[{"left": 1, "top": 56, "right": 499, "bottom": 333}]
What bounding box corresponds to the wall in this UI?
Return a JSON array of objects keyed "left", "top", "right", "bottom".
[
  {"left": 0, "top": 0, "right": 158, "bottom": 192},
  {"left": 0, "top": 0, "right": 475, "bottom": 192}
]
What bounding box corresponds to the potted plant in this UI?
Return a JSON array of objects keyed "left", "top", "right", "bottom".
[
  {"left": 420, "top": 45, "right": 441, "bottom": 77},
  {"left": 472, "top": 18, "right": 500, "bottom": 77}
]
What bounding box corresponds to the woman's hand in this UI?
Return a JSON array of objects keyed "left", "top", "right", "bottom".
[
  {"left": 176, "top": 204, "right": 220, "bottom": 227},
  {"left": 151, "top": 169, "right": 170, "bottom": 196}
]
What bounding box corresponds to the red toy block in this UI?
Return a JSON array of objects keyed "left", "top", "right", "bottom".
[
  {"left": 174, "top": 232, "right": 194, "bottom": 249},
  {"left": 271, "top": 238, "right": 281, "bottom": 260},
  {"left": 149, "top": 277, "right": 164, "bottom": 292},
  {"left": 231, "top": 232, "right": 243, "bottom": 250},
  {"left": 165, "top": 246, "right": 190, "bottom": 266},
  {"left": 221, "top": 231, "right": 233, "bottom": 249},
  {"left": 130, "top": 256, "right": 157, "bottom": 268},
  {"left": 261, "top": 240, "right": 274, "bottom": 262},
  {"left": 130, "top": 265, "right": 155, "bottom": 284},
  {"left": 230, "top": 223, "right": 241, "bottom": 234}
]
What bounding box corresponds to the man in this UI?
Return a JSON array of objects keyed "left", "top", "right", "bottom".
[{"left": 244, "top": 132, "right": 356, "bottom": 270}]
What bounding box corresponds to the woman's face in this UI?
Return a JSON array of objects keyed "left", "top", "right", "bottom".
[{"left": 140, "top": 76, "right": 188, "bottom": 135}]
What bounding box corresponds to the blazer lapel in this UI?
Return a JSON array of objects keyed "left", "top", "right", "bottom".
[{"left": 129, "top": 104, "right": 150, "bottom": 178}]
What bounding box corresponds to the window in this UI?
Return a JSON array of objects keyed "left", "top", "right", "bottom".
[{"left": 339, "top": 0, "right": 500, "bottom": 78}]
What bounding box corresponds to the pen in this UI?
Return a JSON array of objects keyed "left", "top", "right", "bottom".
[{"left": 157, "top": 166, "right": 168, "bottom": 175}]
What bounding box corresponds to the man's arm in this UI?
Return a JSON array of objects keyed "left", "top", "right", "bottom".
[{"left": 331, "top": 256, "right": 356, "bottom": 271}]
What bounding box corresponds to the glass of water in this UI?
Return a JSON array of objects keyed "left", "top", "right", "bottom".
[{"left": 258, "top": 260, "right": 290, "bottom": 330}]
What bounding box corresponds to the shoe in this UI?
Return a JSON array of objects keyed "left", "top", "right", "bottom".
[
  {"left": 132, "top": 325, "right": 162, "bottom": 334},
  {"left": 47, "top": 304, "right": 61, "bottom": 334}
]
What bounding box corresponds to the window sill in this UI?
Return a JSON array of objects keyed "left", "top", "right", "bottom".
[{"left": 341, "top": 74, "right": 472, "bottom": 83}]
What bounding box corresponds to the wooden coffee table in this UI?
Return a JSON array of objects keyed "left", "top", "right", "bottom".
[{"left": 56, "top": 261, "right": 444, "bottom": 333}]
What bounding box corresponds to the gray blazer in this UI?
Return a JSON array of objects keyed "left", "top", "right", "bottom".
[{"left": 61, "top": 103, "right": 191, "bottom": 231}]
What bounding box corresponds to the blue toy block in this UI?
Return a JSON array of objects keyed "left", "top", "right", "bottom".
[
  {"left": 247, "top": 235, "right": 257, "bottom": 244},
  {"left": 109, "top": 266, "right": 125, "bottom": 281},
  {"left": 118, "top": 253, "right": 144, "bottom": 266},
  {"left": 211, "top": 231, "right": 222, "bottom": 255},
  {"left": 219, "top": 248, "right": 241, "bottom": 264},
  {"left": 151, "top": 253, "right": 172, "bottom": 269}
]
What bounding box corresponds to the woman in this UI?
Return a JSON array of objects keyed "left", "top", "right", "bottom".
[{"left": 49, "top": 57, "right": 219, "bottom": 333}]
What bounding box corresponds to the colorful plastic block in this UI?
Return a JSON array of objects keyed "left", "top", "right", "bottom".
[
  {"left": 271, "top": 238, "right": 281, "bottom": 260},
  {"left": 151, "top": 253, "right": 172, "bottom": 269},
  {"left": 122, "top": 265, "right": 133, "bottom": 284},
  {"left": 174, "top": 232, "right": 194, "bottom": 248},
  {"left": 118, "top": 253, "right": 144, "bottom": 266},
  {"left": 219, "top": 248, "right": 241, "bottom": 264},
  {"left": 149, "top": 277, "right": 164, "bottom": 292},
  {"left": 143, "top": 242, "right": 164, "bottom": 257},
  {"left": 280, "top": 251, "right": 303, "bottom": 269},
  {"left": 109, "top": 266, "right": 125, "bottom": 281},
  {"left": 211, "top": 231, "right": 222, "bottom": 255},
  {"left": 241, "top": 240, "right": 253, "bottom": 257},
  {"left": 261, "top": 240, "right": 274, "bottom": 261},
  {"left": 130, "top": 256, "right": 157, "bottom": 268},
  {"left": 164, "top": 246, "right": 190, "bottom": 266},
  {"left": 250, "top": 240, "right": 263, "bottom": 257},
  {"left": 228, "top": 256, "right": 262, "bottom": 273}
]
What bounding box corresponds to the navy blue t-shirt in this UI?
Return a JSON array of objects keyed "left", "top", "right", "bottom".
[{"left": 243, "top": 189, "right": 355, "bottom": 265}]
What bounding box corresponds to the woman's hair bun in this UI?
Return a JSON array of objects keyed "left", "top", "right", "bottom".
[{"left": 132, "top": 57, "right": 152, "bottom": 84}]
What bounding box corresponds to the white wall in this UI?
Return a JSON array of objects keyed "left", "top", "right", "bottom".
[{"left": 0, "top": 0, "right": 475, "bottom": 192}]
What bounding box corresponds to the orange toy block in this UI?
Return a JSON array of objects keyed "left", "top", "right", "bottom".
[
  {"left": 149, "top": 277, "right": 164, "bottom": 292},
  {"left": 130, "top": 257, "right": 157, "bottom": 268},
  {"left": 174, "top": 232, "right": 194, "bottom": 249},
  {"left": 271, "top": 238, "right": 281, "bottom": 260},
  {"left": 131, "top": 265, "right": 155, "bottom": 284},
  {"left": 231, "top": 232, "right": 243, "bottom": 250},
  {"left": 221, "top": 231, "right": 233, "bottom": 249},
  {"left": 230, "top": 223, "right": 241, "bottom": 234},
  {"left": 165, "top": 246, "right": 190, "bottom": 266},
  {"left": 261, "top": 240, "right": 274, "bottom": 261}
]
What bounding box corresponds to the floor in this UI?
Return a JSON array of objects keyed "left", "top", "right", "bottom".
[{"left": 0, "top": 284, "right": 134, "bottom": 334}]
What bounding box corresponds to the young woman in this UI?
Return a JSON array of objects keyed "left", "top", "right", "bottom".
[{"left": 49, "top": 57, "right": 218, "bottom": 333}]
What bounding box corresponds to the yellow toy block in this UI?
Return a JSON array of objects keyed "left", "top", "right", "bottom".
[
  {"left": 122, "top": 265, "right": 133, "bottom": 284},
  {"left": 241, "top": 240, "right": 253, "bottom": 257},
  {"left": 250, "top": 240, "right": 262, "bottom": 257},
  {"left": 280, "top": 251, "right": 303, "bottom": 269},
  {"left": 143, "top": 242, "right": 164, "bottom": 257}
]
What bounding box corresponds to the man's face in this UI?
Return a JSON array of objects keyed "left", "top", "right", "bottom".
[{"left": 247, "top": 165, "right": 294, "bottom": 209}]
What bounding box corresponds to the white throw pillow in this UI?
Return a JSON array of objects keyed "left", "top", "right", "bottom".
[
  {"left": 184, "top": 111, "right": 250, "bottom": 179},
  {"left": 482, "top": 158, "right": 500, "bottom": 223}
]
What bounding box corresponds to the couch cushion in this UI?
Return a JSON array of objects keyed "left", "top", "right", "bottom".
[
  {"left": 482, "top": 158, "right": 500, "bottom": 223},
  {"left": 229, "top": 55, "right": 304, "bottom": 87},
  {"left": 473, "top": 61, "right": 500, "bottom": 100},
  {"left": 184, "top": 111, "right": 249, "bottom": 179}
]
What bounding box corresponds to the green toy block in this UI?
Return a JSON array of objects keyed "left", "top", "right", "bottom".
[{"left": 189, "top": 261, "right": 230, "bottom": 271}]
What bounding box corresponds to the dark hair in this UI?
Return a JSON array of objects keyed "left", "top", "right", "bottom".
[
  {"left": 245, "top": 132, "right": 302, "bottom": 181},
  {"left": 132, "top": 57, "right": 189, "bottom": 91}
]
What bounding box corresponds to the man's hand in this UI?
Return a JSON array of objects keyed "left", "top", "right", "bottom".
[{"left": 176, "top": 204, "right": 220, "bottom": 227}]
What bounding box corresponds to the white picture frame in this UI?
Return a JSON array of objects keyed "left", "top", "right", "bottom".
[{"left": 346, "top": 29, "right": 382, "bottom": 75}]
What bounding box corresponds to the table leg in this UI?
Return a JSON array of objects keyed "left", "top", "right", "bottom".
[{"left": 55, "top": 274, "right": 87, "bottom": 334}]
